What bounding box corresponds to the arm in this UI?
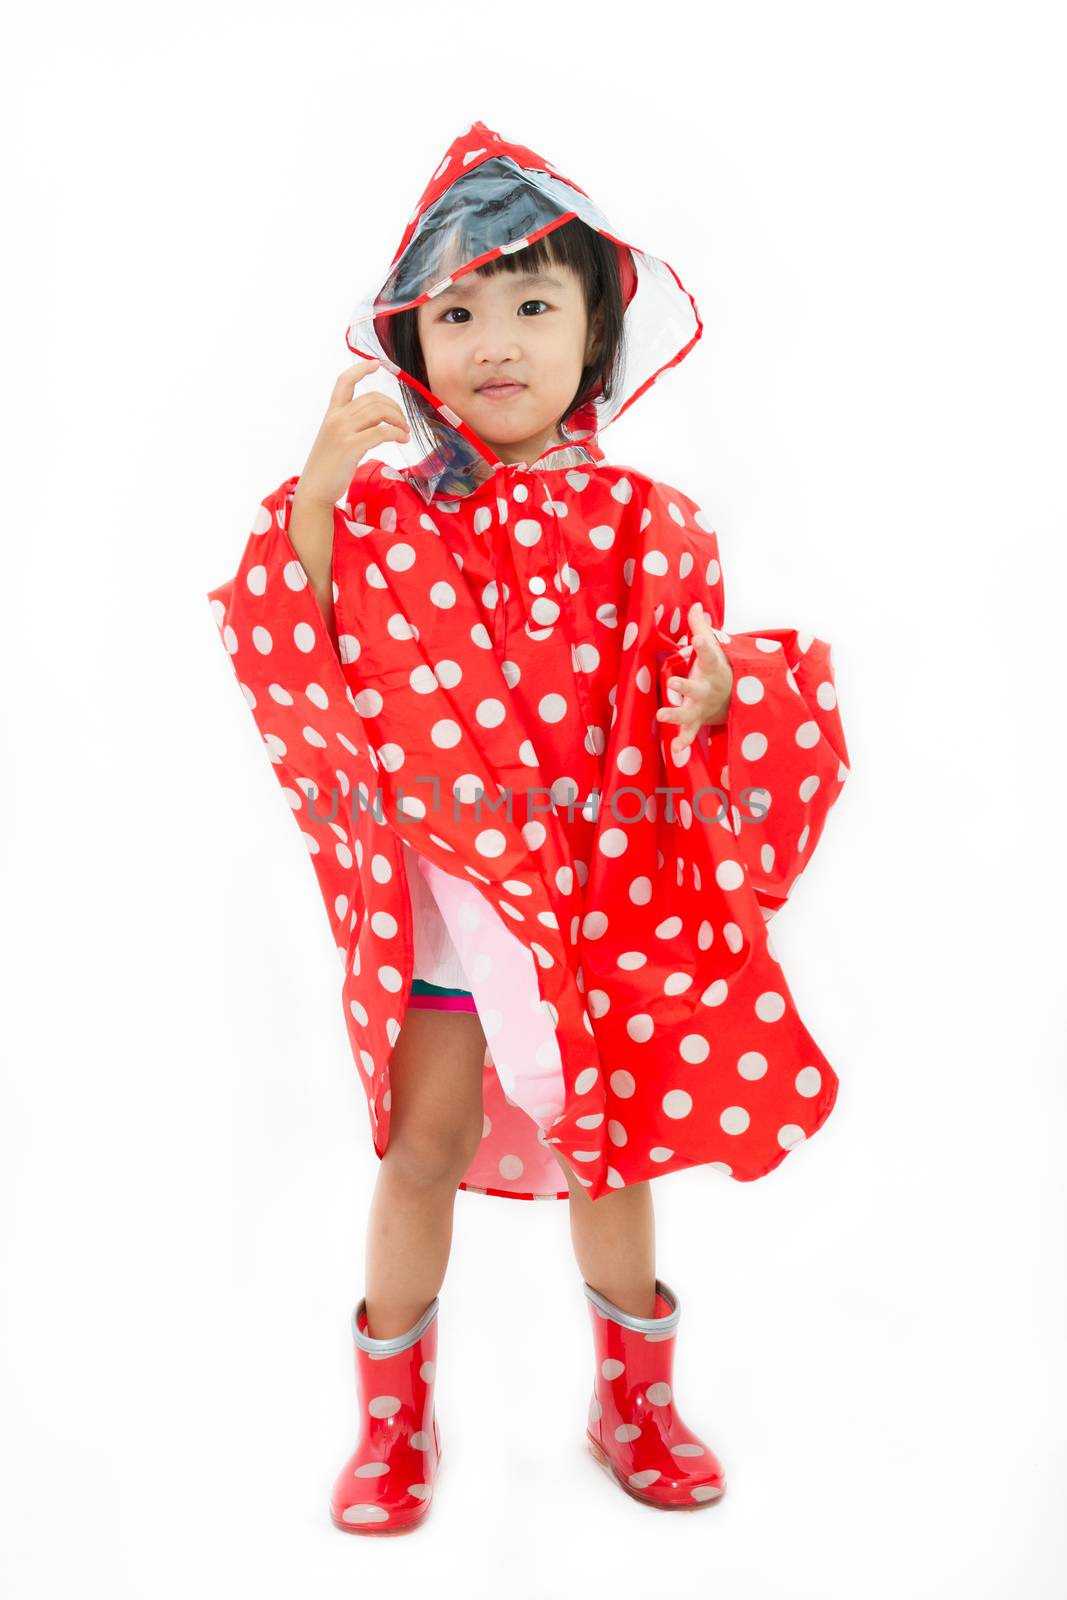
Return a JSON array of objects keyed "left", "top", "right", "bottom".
[
  {"left": 289, "top": 484, "right": 338, "bottom": 645},
  {"left": 642, "top": 479, "right": 850, "bottom": 917}
]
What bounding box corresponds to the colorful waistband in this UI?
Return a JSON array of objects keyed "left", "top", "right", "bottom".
[{"left": 408, "top": 977, "right": 477, "bottom": 1012}]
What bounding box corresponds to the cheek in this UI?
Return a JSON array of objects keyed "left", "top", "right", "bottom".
[{"left": 420, "top": 331, "right": 454, "bottom": 387}]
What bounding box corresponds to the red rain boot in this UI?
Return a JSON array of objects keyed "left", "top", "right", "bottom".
[
  {"left": 584, "top": 1277, "right": 727, "bottom": 1510},
  {"left": 329, "top": 1294, "right": 443, "bottom": 1534}
]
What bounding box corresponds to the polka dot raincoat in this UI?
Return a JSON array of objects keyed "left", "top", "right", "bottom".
[{"left": 206, "top": 120, "right": 850, "bottom": 1203}]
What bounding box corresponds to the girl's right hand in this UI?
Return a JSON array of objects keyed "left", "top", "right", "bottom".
[{"left": 294, "top": 358, "right": 411, "bottom": 508}]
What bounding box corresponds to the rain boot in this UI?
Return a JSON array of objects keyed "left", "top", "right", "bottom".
[
  {"left": 329, "top": 1293, "right": 443, "bottom": 1534},
  {"left": 584, "top": 1277, "right": 727, "bottom": 1510}
]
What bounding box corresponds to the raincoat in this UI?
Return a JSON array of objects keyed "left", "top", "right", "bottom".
[{"left": 206, "top": 119, "right": 850, "bottom": 1203}]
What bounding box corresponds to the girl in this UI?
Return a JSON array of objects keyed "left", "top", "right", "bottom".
[{"left": 207, "top": 119, "right": 849, "bottom": 1535}]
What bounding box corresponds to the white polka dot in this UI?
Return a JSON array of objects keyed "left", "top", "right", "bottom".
[
  {"left": 755, "top": 991, "right": 786, "bottom": 1022},
  {"left": 738, "top": 1051, "right": 768, "bottom": 1080},
  {"left": 476, "top": 698, "right": 506, "bottom": 727},
  {"left": 410, "top": 664, "right": 438, "bottom": 694},
  {"left": 680, "top": 1035, "right": 709, "bottom": 1063},
  {"left": 627, "top": 1015, "right": 654, "bottom": 1043},
  {"left": 663, "top": 1089, "right": 692, "bottom": 1119},
  {"left": 539, "top": 694, "right": 568, "bottom": 723},
  {"left": 715, "top": 859, "right": 744, "bottom": 891},
  {"left": 795, "top": 1066, "right": 822, "bottom": 1097},
  {"left": 720, "top": 1105, "right": 750, "bottom": 1134}
]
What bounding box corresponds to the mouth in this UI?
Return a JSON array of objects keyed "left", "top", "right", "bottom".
[{"left": 476, "top": 382, "right": 526, "bottom": 398}]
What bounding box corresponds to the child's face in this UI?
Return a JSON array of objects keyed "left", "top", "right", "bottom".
[{"left": 416, "top": 261, "right": 594, "bottom": 465}]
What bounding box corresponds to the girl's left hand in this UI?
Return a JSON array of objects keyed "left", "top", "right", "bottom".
[{"left": 656, "top": 602, "right": 734, "bottom": 759}]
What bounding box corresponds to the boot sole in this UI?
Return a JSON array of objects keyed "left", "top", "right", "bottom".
[
  {"left": 586, "top": 1433, "right": 726, "bottom": 1510},
  {"left": 330, "top": 1447, "right": 443, "bottom": 1535}
]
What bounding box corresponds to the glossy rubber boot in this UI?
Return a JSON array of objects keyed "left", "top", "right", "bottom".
[
  {"left": 584, "top": 1277, "right": 727, "bottom": 1510},
  {"left": 329, "top": 1294, "right": 443, "bottom": 1534}
]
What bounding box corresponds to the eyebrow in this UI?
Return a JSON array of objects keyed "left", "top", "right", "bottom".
[{"left": 433, "top": 271, "right": 565, "bottom": 300}]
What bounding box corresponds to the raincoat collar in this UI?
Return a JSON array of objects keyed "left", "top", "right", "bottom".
[{"left": 399, "top": 438, "right": 599, "bottom": 502}]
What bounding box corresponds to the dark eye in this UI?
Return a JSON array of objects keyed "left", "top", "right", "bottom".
[{"left": 439, "top": 299, "right": 550, "bottom": 324}]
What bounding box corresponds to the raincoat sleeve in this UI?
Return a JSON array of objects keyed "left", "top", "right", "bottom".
[
  {"left": 205, "top": 471, "right": 382, "bottom": 952},
  {"left": 646, "top": 479, "right": 850, "bottom": 918}
]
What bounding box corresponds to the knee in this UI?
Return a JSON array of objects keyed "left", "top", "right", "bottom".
[{"left": 385, "top": 1121, "right": 483, "bottom": 1187}]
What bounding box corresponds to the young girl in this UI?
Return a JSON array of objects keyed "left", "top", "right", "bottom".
[{"left": 207, "top": 119, "right": 849, "bottom": 1535}]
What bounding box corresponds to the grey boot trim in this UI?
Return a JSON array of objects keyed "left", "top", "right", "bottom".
[
  {"left": 352, "top": 1295, "right": 440, "bottom": 1354},
  {"left": 583, "top": 1277, "right": 680, "bottom": 1333}
]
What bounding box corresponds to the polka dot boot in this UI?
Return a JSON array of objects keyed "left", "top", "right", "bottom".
[
  {"left": 329, "top": 1294, "right": 443, "bottom": 1534},
  {"left": 584, "top": 1277, "right": 727, "bottom": 1510}
]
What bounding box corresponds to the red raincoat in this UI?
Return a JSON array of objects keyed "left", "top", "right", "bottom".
[{"left": 206, "top": 120, "right": 850, "bottom": 1203}]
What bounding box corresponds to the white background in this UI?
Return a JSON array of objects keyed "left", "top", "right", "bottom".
[{"left": 3, "top": 2, "right": 1065, "bottom": 1595}]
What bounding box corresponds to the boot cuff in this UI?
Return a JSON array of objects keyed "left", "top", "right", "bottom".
[
  {"left": 583, "top": 1277, "right": 680, "bottom": 1334},
  {"left": 351, "top": 1295, "right": 440, "bottom": 1353}
]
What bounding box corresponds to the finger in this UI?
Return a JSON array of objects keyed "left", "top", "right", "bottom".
[
  {"left": 334, "top": 358, "right": 380, "bottom": 401},
  {"left": 352, "top": 421, "right": 410, "bottom": 451},
  {"left": 348, "top": 392, "right": 410, "bottom": 428},
  {"left": 656, "top": 705, "right": 698, "bottom": 728}
]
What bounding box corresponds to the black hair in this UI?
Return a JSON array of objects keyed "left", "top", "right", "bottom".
[{"left": 386, "top": 216, "right": 626, "bottom": 456}]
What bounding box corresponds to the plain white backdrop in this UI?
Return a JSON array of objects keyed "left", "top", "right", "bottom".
[{"left": 3, "top": 2, "right": 1065, "bottom": 1595}]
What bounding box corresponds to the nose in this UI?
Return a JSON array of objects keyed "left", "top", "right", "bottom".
[{"left": 473, "top": 316, "right": 523, "bottom": 365}]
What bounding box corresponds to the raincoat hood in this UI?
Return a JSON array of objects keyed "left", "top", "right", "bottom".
[
  {"left": 344, "top": 119, "right": 703, "bottom": 669},
  {"left": 344, "top": 119, "right": 702, "bottom": 502}
]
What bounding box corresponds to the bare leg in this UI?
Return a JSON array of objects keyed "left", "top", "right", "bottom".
[
  {"left": 551, "top": 1148, "right": 658, "bottom": 1319},
  {"left": 364, "top": 1007, "right": 487, "bottom": 1339}
]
